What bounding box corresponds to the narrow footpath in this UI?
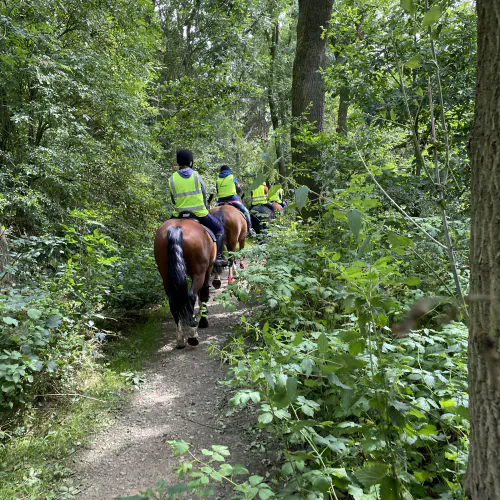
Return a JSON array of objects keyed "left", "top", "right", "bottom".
[{"left": 74, "top": 288, "right": 271, "bottom": 499}]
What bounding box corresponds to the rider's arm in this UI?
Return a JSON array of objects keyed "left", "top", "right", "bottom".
[
  {"left": 200, "top": 176, "right": 208, "bottom": 208},
  {"left": 233, "top": 177, "right": 242, "bottom": 195}
]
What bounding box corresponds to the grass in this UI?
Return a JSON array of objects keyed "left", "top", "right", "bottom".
[{"left": 0, "top": 305, "right": 167, "bottom": 500}]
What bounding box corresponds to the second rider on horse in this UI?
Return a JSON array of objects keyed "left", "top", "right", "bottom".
[
  {"left": 168, "top": 149, "right": 226, "bottom": 266},
  {"left": 216, "top": 165, "right": 256, "bottom": 237}
]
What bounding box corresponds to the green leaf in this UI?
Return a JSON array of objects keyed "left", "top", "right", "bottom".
[
  {"left": 311, "top": 474, "right": 332, "bottom": 493},
  {"left": 390, "top": 109, "right": 396, "bottom": 122},
  {"left": 250, "top": 173, "right": 267, "bottom": 191},
  {"left": 405, "top": 55, "right": 421, "bottom": 68},
  {"left": 168, "top": 440, "right": 190, "bottom": 456},
  {"left": 2, "top": 317, "right": 18, "bottom": 326},
  {"left": 357, "top": 234, "right": 372, "bottom": 257},
  {"left": 249, "top": 475, "right": 264, "bottom": 485},
  {"left": 295, "top": 186, "right": 310, "bottom": 213},
  {"left": 422, "top": 5, "right": 442, "bottom": 28},
  {"left": 233, "top": 464, "right": 249, "bottom": 475},
  {"left": 219, "top": 464, "right": 234, "bottom": 476},
  {"left": 258, "top": 487, "right": 274, "bottom": 500},
  {"left": 403, "top": 277, "right": 421, "bottom": 286},
  {"left": 347, "top": 209, "right": 363, "bottom": 238},
  {"left": 400, "top": 0, "right": 416, "bottom": 14},
  {"left": 46, "top": 315, "right": 62, "bottom": 328},
  {"left": 27, "top": 308, "right": 42, "bottom": 320},
  {"left": 317, "top": 333, "right": 329, "bottom": 353},
  {"left": 286, "top": 377, "right": 297, "bottom": 403},
  {"left": 258, "top": 412, "right": 273, "bottom": 424},
  {"left": 267, "top": 185, "right": 282, "bottom": 199},
  {"left": 354, "top": 462, "right": 389, "bottom": 487},
  {"left": 380, "top": 476, "right": 399, "bottom": 500}
]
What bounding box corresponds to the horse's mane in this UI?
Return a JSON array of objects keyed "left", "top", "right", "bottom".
[{"left": 212, "top": 208, "right": 226, "bottom": 225}]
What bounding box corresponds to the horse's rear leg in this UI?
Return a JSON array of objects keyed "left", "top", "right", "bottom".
[
  {"left": 198, "top": 274, "right": 210, "bottom": 329},
  {"left": 187, "top": 275, "right": 205, "bottom": 345},
  {"left": 175, "top": 321, "right": 186, "bottom": 348},
  {"left": 239, "top": 238, "right": 245, "bottom": 269}
]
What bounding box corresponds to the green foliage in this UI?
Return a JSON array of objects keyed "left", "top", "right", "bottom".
[{"left": 216, "top": 214, "right": 468, "bottom": 499}]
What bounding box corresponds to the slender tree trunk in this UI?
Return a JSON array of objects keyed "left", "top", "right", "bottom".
[
  {"left": 337, "top": 86, "right": 349, "bottom": 134},
  {"left": 267, "top": 22, "right": 286, "bottom": 182},
  {"left": 291, "top": 0, "right": 334, "bottom": 215},
  {"left": 466, "top": 1, "right": 500, "bottom": 498}
]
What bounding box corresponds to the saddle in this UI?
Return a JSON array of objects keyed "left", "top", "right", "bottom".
[
  {"left": 172, "top": 212, "right": 216, "bottom": 242},
  {"left": 217, "top": 202, "right": 247, "bottom": 222}
]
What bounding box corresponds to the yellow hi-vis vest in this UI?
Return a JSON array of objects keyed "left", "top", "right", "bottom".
[
  {"left": 268, "top": 187, "right": 284, "bottom": 203},
  {"left": 169, "top": 171, "right": 208, "bottom": 217},
  {"left": 216, "top": 174, "right": 237, "bottom": 198},
  {"left": 251, "top": 183, "right": 267, "bottom": 205}
]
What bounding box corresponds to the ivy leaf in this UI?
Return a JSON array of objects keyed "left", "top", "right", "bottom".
[
  {"left": 422, "top": 5, "right": 442, "bottom": 28},
  {"left": 347, "top": 209, "right": 362, "bottom": 238},
  {"left": 354, "top": 462, "right": 389, "bottom": 487},
  {"left": 295, "top": 186, "right": 310, "bottom": 213}
]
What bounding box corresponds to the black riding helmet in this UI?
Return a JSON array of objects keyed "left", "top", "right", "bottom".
[
  {"left": 220, "top": 165, "right": 231, "bottom": 172},
  {"left": 176, "top": 149, "right": 193, "bottom": 167}
]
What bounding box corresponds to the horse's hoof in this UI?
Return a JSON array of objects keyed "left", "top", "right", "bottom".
[
  {"left": 187, "top": 337, "right": 199, "bottom": 346},
  {"left": 176, "top": 344, "right": 186, "bottom": 349},
  {"left": 198, "top": 316, "right": 209, "bottom": 329},
  {"left": 240, "top": 262, "right": 245, "bottom": 269},
  {"left": 212, "top": 279, "right": 221, "bottom": 289}
]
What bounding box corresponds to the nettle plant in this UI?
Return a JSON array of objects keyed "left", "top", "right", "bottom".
[{"left": 216, "top": 214, "right": 468, "bottom": 499}]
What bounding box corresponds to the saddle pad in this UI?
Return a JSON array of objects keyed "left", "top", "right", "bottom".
[
  {"left": 172, "top": 215, "right": 216, "bottom": 242},
  {"left": 218, "top": 202, "right": 247, "bottom": 222}
]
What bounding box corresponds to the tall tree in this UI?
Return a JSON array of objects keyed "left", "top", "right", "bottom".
[
  {"left": 291, "top": 0, "right": 333, "bottom": 213},
  {"left": 466, "top": 0, "right": 500, "bottom": 497}
]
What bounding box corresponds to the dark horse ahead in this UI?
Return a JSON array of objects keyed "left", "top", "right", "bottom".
[{"left": 154, "top": 219, "right": 215, "bottom": 348}]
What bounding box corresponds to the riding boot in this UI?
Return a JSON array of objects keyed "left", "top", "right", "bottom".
[
  {"left": 245, "top": 213, "right": 256, "bottom": 237},
  {"left": 215, "top": 234, "right": 226, "bottom": 265}
]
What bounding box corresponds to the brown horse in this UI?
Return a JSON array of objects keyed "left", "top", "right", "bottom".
[
  {"left": 154, "top": 219, "right": 215, "bottom": 348},
  {"left": 210, "top": 204, "right": 247, "bottom": 284},
  {"left": 271, "top": 202, "right": 284, "bottom": 213}
]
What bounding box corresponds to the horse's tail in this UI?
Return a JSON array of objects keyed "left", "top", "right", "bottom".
[{"left": 166, "top": 226, "right": 193, "bottom": 325}]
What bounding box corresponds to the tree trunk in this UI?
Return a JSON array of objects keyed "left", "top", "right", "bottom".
[
  {"left": 267, "top": 22, "right": 286, "bottom": 182},
  {"left": 291, "top": 0, "right": 334, "bottom": 215},
  {"left": 337, "top": 86, "right": 349, "bottom": 134},
  {"left": 466, "top": 1, "right": 500, "bottom": 498}
]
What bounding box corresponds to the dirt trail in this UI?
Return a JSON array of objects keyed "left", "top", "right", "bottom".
[{"left": 74, "top": 289, "right": 270, "bottom": 499}]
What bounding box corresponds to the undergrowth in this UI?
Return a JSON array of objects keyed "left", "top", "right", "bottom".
[{"left": 0, "top": 307, "right": 166, "bottom": 500}]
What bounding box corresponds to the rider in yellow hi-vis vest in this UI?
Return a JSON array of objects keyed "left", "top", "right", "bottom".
[
  {"left": 251, "top": 182, "right": 275, "bottom": 213},
  {"left": 216, "top": 165, "right": 256, "bottom": 236},
  {"left": 168, "top": 149, "right": 226, "bottom": 265},
  {"left": 268, "top": 186, "right": 287, "bottom": 208}
]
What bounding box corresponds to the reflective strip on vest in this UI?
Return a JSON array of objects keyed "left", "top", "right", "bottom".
[
  {"left": 217, "top": 174, "right": 237, "bottom": 198},
  {"left": 268, "top": 188, "right": 283, "bottom": 203},
  {"left": 252, "top": 184, "right": 267, "bottom": 205},
  {"left": 169, "top": 172, "right": 208, "bottom": 216}
]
